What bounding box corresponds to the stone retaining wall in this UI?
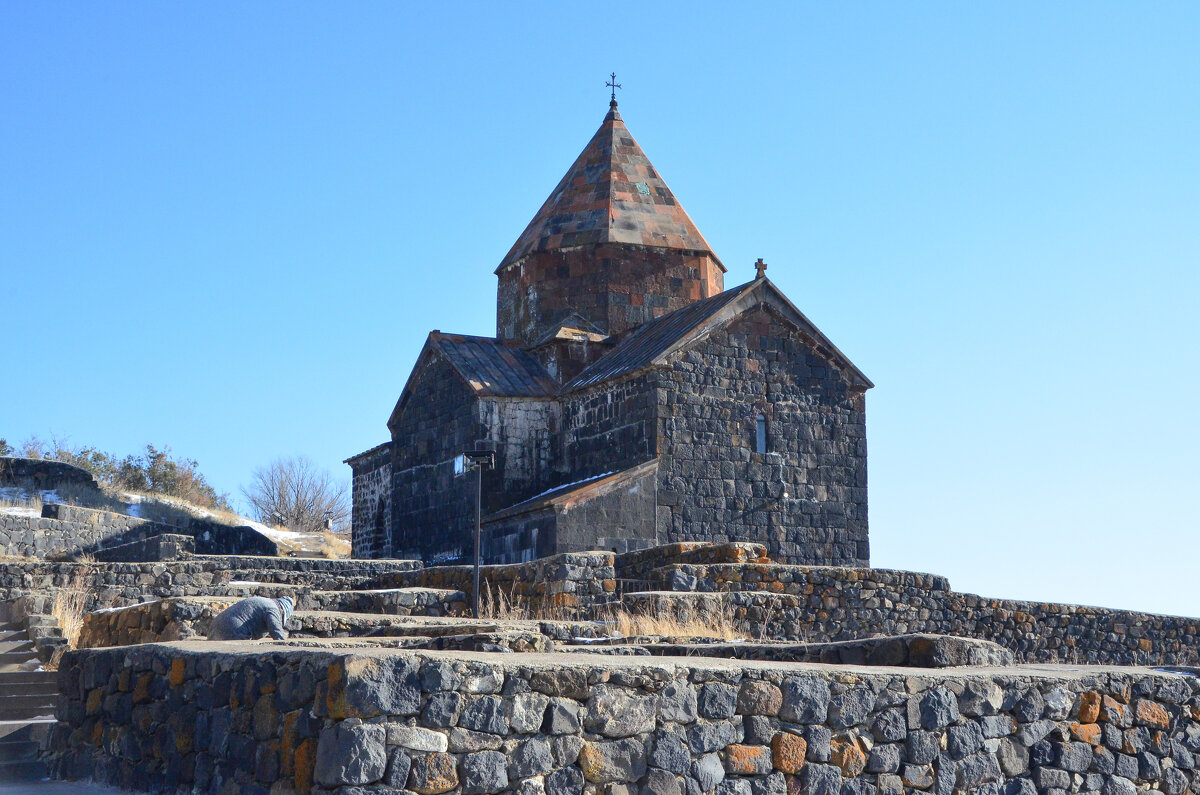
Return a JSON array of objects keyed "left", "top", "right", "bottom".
[
  {"left": 625, "top": 563, "right": 1200, "bottom": 666},
  {"left": 0, "top": 456, "right": 99, "bottom": 490},
  {"left": 615, "top": 543, "right": 772, "bottom": 586},
  {"left": 0, "top": 502, "right": 279, "bottom": 558},
  {"left": 379, "top": 551, "right": 618, "bottom": 615},
  {"left": 54, "top": 641, "right": 1200, "bottom": 795}
]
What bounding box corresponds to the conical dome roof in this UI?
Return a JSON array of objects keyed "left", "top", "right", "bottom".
[{"left": 498, "top": 102, "right": 722, "bottom": 272}]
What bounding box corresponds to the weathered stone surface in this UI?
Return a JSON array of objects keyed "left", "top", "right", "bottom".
[
  {"left": 902, "top": 763, "right": 934, "bottom": 788},
  {"left": 510, "top": 737, "right": 555, "bottom": 778},
  {"left": 409, "top": 752, "right": 460, "bottom": 795},
  {"left": 546, "top": 765, "right": 584, "bottom": 795},
  {"left": 645, "top": 768, "right": 683, "bottom": 795},
  {"left": 906, "top": 731, "right": 939, "bottom": 765},
  {"left": 830, "top": 736, "right": 867, "bottom": 777},
  {"left": 658, "top": 680, "right": 699, "bottom": 724},
  {"left": 801, "top": 763, "right": 842, "bottom": 795},
  {"left": 779, "top": 677, "right": 830, "bottom": 724},
  {"left": 871, "top": 709, "right": 906, "bottom": 743},
  {"left": 725, "top": 744, "right": 772, "bottom": 776},
  {"left": 652, "top": 731, "right": 692, "bottom": 775},
  {"left": 996, "top": 737, "right": 1029, "bottom": 776},
  {"left": 578, "top": 738, "right": 648, "bottom": 783},
  {"left": 699, "top": 684, "right": 738, "bottom": 720},
  {"left": 388, "top": 725, "right": 449, "bottom": 753},
  {"left": 314, "top": 720, "right": 387, "bottom": 787},
  {"left": 587, "top": 685, "right": 657, "bottom": 738},
  {"left": 771, "top": 732, "right": 807, "bottom": 775},
  {"left": 544, "top": 698, "right": 581, "bottom": 734},
  {"left": 422, "top": 691, "right": 462, "bottom": 727},
  {"left": 1079, "top": 692, "right": 1102, "bottom": 723},
  {"left": 829, "top": 688, "right": 875, "bottom": 729},
  {"left": 461, "top": 750, "right": 509, "bottom": 795},
  {"left": 947, "top": 722, "right": 985, "bottom": 758},
  {"left": 692, "top": 752, "right": 725, "bottom": 791},
  {"left": 506, "top": 692, "right": 552, "bottom": 734},
  {"left": 687, "top": 721, "right": 739, "bottom": 754},
  {"left": 955, "top": 752, "right": 1001, "bottom": 788},
  {"left": 329, "top": 656, "right": 421, "bottom": 719},
  {"left": 738, "top": 681, "right": 783, "bottom": 717},
  {"left": 448, "top": 727, "right": 504, "bottom": 753},
  {"left": 866, "top": 744, "right": 900, "bottom": 774},
  {"left": 459, "top": 696, "right": 510, "bottom": 735},
  {"left": 384, "top": 747, "right": 412, "bottom": 788},
  {"left": 920, "top": 688, "right": 959, "bottom": 730}
]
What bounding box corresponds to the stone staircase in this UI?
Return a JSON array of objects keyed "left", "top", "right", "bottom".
[{"left": 0, "top": 621, "right": 57, "bottom": 783}]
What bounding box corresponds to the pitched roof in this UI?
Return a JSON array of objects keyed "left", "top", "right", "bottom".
[
  {"left": 484, "top": 459, "right": 659, "bottom": 522},
  {"left": 497, "top": 102, "right": 722, "bottom": 272},
  {"left": 561, "top": 278, "right": 873, "bottom": 392},
  {"left": 431, "top": 333, "right": 556, "bottom": 397}
]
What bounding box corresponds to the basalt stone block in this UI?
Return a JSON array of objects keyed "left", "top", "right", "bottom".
[
  {"left": 329, "top": 656, "right": 421, "bottom": 719},
  {"left": 420, "top": 660, "right": 460, "bottom": 692},
  {"left": 546, "top": 765, "right": 585, "bottom": 795},
  {"left": 738, "top": 681, "right": 783, "bottom": 717},
  {"left": 1032, "top": 767, "right": 1071, "bottom": 790},
  {"left": 981, "top": 715, "right": 1016, "bottom": 739},
  {"left": 448, "top": 727, "right": 504, "bottom": 753},
  {"left": 461, "top": 750, "right": 509, "bottom": 795},
  {"left": 544, "top": 698, "right": 581, "bottom": 734},
  {"left": 510, "top": 737, "right": 555, "bottom": 778},
  {"left": 1165, "top": 766, "right": 1190, "bottom": 795},
  {"left": 1003, "top": 781, "right": 1037, "bottom": 795},
  {"left": 744, "top": 716, "right": 776, "bottom": 746},
  {"left": 996, "top": 737, "right": 1029, "bottom": 776},
  {"left": 459, "top": 696, "right": 509, "bottom": 735},
  {"left": 866, "top": 744, "right": 901, "bottom": 774},
  {"left": 1101, "top": 777, "right": 1137, "bottom": 795},
  {"left": 1114, "top": 753, "right": 1139, "bottom": 780},
  {"left": 920, "top": 688, "right": 959, "bottom": 730},
  {"left": 659, "top": 680, "right": 700, "bottom": 724},
  {"left": 699, "top": 684, "right": 738, "bottom": 720},
  {"left": 718, "top": 779, "right": 752, "bottom": 795},
  {"left": 314, "top": 720, "right": 387, "bottom": 787},
  {"left": 752, "top": 772, "right": 787, "bottom": 795},
  {"left": 408, "top": 752, "right": 459, "bottom": 795},
  {"left": 506, "top": 692, "right": 551, "bottom": 734},
  {"left": 799, "top": 763, "right": 841, "bottom": 795},
  {"left": 652, "top": 731, "right": 692, "bottom": 775},
  {"left": 578, "top": 737, "right": 648, "bottom": 784},
  {"left": 906, "top": 731, "right": 939, "bottom": 765},
  {"left": 422, "top": 692, "right": 462, "bottom": 727},
  {"left": 688, "top": 721, "right": 739, "bottom": 754},
  {"left": 725, "top": 744, "right": 772, "bottom": 776},
  {"left": 901, "top": 763, "right": 934, "bottom": 789},
  {"left": 947, "top": 722, "right": 985, "bottom": 759},
  {"left": 384, "top": 748, "right": 412, "bottom": 789},
  {"left": 841, "top": 780, "right": 876, "bottom": 795},
  {"left": 692, "top": 752, "right": 725, "bottom": 791},
  {"left": 389, "top": 726, "right": 448, "bottom": 753},
  {"left": 779, "top": 677, "right": 830, "bottom": 724},
  {"left": 587, "top": 684, "right": 657, "bottom": 738},
  {"left": 872, "top": 709, "right": 906, "bottom": 743},
  {"left": 805, "top": 726, "right": 831, "bottom": 763},
  {"left": 646, "top": 768, "right": 684, "bottom": 795},
  {"left": 955, "top": 752, "right": 1001, "bottom": 788}
]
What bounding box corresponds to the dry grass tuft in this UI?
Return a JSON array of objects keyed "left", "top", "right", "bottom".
[
  {"left": 606, "top": 601, "right": 747, "bottom": 641},
  {"left": 46, "top": 567, "right": 94, "bottom": 670},
  {"left": 319, "top": 530, "right": 351, "bottom": 559}
]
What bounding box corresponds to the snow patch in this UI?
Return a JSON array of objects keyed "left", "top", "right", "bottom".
[
  {"left": 529, "top": 471, "right": 616, "bottom": 501},
  {"left": 93, "top": 599, "right": 160, "bottom": 614},
  {"left": 0, "top": 506, "right": 41, "bottom": 518}
]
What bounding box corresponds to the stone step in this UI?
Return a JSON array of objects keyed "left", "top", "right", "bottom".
[
  {"left": 0, "top": 757, "right": 48, "bottom": 781},
  {"left": 0, "top": 738, "right": 39, "bottom": 763},
  {"left": 0, "top": 718, "right": 55, "bottom": 743},
  {"left": 0, "top": 671, "right": 55, "bottom": 685},
  {"left": 0, "top": 681, "right": 56, "bottom": 698},
  {"left": 0, "top": 703, "right": 55, "bottom": 721},
  {"left": 0, "top": 641, "right": 35, "bottom": 656}
]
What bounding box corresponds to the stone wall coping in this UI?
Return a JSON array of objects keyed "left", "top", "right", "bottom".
[{"left": 96, "top": 639, "right": 1190, "bottom": 685}]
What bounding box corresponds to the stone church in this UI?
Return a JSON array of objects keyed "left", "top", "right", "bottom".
[{"left": 347, "top": 97, "right": 873, "bottom": 566}]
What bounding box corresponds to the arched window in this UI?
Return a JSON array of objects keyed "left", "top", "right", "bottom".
[{"left": 755, "top": 413, "right": 768, "bottom": 454}]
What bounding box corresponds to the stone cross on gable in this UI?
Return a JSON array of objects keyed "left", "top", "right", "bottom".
[{"left": 754, "top": 258, "right": 768, "bottom": 279}]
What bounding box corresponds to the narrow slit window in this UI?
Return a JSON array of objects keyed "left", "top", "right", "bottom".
[{"left": 755, "top": 413, "right": 768, "bottom": 454}]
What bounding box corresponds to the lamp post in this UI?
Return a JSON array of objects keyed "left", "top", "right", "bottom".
[{"left": 454, "top": 448, "right": 495, "bottom": 618}]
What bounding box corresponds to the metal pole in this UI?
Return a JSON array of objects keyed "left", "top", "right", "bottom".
[{"left": 473, "top": 462, "right": 481, "bottom": 619}]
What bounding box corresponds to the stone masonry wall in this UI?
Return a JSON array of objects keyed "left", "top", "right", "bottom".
[
  {"left": 389, "top": 354, "right": 484, "bottom": 564},
  {"left": 654, "top": 307, "right": 869, "bottom": 566},
  {"left": 0, "top": 502, "right": 278, "bottom": 559},
  {"left": 55, "top": 642, "right": 1200, "bottom": 795},
  {"left": 631, "top": 563, "right": 1200, "bottom": 667},
  {"left": 378, "top": 551, "right": 618, "bottom": 616},
  {"left": 349, "top": 444, "right": 393, "bottom": 559},
  {"left": 561, "top": 372, "right": 659, "bottom": 483},
  {"left": 0, "top": 455, "right": 99, "bottom": 490}
]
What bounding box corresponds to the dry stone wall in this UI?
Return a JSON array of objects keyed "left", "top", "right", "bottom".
[
  {"left": 628, "top": 563, "right": 1200, "bottom": 667},
  {"left": 54, "top": 642, "right": 1200, "bottom": 795}
]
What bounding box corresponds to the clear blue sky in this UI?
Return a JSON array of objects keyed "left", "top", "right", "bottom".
[{"left": 3, "top": 4, "right": 1197, "bottom": 616}]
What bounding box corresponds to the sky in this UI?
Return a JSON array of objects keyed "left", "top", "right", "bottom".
[{"left": 2, "top": 4, "right": 1197, "bottom": 617}]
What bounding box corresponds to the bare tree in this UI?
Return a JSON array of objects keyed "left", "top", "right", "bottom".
[{"left": 241, "top": 456, "right": 350, "bottom": 534}]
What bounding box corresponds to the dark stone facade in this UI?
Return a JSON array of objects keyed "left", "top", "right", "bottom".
[{"left": 348, "top": 103, "right": 873, "bottom": 566}]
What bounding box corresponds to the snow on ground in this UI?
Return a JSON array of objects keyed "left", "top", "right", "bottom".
[
  {"left": 0, "top": 505, "right": 41, "bottom": 518},
  {"left": 92, "top": 600, "right": 160, "bottom": 614}
]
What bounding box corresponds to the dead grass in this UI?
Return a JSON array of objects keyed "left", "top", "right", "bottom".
[
  {"left": 606, "top": 601, "right": 748, "bottom": 641},
  {"left": 45, "top": 567, "right": 93, "bottom": 670},
  {"left": 319, "top": 530, "right": 351, "bottom": 559}
]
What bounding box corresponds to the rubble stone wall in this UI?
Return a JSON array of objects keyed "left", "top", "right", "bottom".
[
  {"left": 629, "top": 563, "right": 1200, "bottom": 666},
  {"left": 379, "top": 551, "right": 618, "bottom": 615},
  {"left": 55, "top": 643, "right": 1200, "bottom": 795}
]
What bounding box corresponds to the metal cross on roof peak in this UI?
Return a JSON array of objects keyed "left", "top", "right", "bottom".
[
  {"left": 606, "top": 72, "right": 622, "bottom": 104},
  {"left": 754, "top": 258, "right": 768, "bottom": 279}
]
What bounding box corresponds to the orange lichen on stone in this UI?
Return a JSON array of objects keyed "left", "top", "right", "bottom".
[
  {"left": 1135, "top": 700, "right": 1170, "bottom": 728},
  {"left": 169, "top": 657, "right": 186, "bottom": 687},
  {"left": 1100, "top": 695, "right": 1126, "bottom": 724},
  {"left": 831, "top": 736, "right": 866, "bottom": 777},
  {"left": 86, "top": 688, "right": 103, "bottom": 716},
  {"left": 1071, "top": 723, "right": 1102, "bottom": 746},
  {"left": 1078, "top": 692, "right": 1102, "bottom": 723},
  {"left": 293, "top": 738, "right": 317, "bottom": 792},
  {"left": 771, "top": 732, "right": 807, "bottom": 774},
  {"left": 1139, "top": 638, "right": 1154, "bottom": 652},
  {"left": 726, "top": 744, "right": 771, "bottom": 775}
]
